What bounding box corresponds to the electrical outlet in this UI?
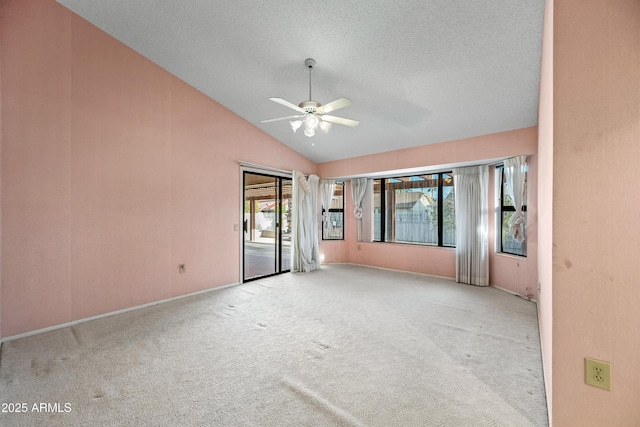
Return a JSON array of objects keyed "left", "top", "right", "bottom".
[
  {"left": 585, "top": 358, "right": 611, "bottom": 391},
  {"left": 178, "top": 263, "right": 186, "bottom": 274}
]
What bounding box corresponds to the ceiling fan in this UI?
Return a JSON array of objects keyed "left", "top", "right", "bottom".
[{"left": 261, "top": 58, "right": 359, "bottom": 137}]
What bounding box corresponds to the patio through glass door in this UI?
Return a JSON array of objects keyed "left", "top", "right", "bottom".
[{"left": 242, "top": 172, "right": 292, "bottom": 281}]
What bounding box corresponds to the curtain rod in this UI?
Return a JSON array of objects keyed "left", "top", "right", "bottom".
[
  {"left": 329, "top": 155, "right": 534, "bottom": 181},
  {"left": 238, "top": 161, "right": 292, "bottom": 175}
]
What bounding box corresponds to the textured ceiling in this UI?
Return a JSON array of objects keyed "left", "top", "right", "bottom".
[{"left": 56, "top": 0, "right": 545, "bottom": 164}]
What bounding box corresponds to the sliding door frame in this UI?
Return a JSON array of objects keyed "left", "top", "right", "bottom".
[{"left": 239, "top": 163, "right": 292, "bottom": 283}]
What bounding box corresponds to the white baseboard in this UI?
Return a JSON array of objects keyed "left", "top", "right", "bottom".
[
  {"left": 491, "top": 283, "right": 537, "bottom": 303},
  {"left": 330, "top": 262, "right": 536, "bottom": 302},
  {"left": 0, "top": 281, "right": 241, "bottom": 344},
  {"left": 337, "top": 262, "right": 457, "bottom": 282},
  {"left": 0, "top": 270, "right": 535, "bottom": 345}
]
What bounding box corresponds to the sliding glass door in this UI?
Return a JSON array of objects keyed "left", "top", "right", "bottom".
[{"left": 243, "top": 172, "right": 292, "bottom": 281}]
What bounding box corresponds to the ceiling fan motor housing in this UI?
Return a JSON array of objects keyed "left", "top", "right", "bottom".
[{"left": 299, "top": 100, "right": 320, "bottom": 113}]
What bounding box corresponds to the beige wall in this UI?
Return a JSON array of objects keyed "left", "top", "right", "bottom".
[
  {"left": 537, "top": 0, "right": 554, "bottom": 422},
  {"left": 553, "top": 0, "right": 640, "bottom": 424},
  {"left": 0, "top": 0, "right": 316, "bottom": 338},
  {"left": 318, "top": 127, "right": 538, "bottom": 297}
]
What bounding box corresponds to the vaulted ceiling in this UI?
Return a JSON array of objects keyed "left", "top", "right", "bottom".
[{"left": 56, "top": 0, "right": 546, "bottom": 163}]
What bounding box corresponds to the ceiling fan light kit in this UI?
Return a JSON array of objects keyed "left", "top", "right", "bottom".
[{"left": 261, "top": 58, "right": 358, "bottom": 139}]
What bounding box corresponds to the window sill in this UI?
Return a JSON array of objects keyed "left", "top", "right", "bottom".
[
  {"left": 372, "top": 241, "right": 456, "bottom": 250},
  {"left": 495, "top": 251, "right": 527, "bottom": 259}
]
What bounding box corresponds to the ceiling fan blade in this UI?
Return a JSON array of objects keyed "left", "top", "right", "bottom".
[
  {"left": 321, "top": 114, "right": 359, "bottom": 127},
  {"left": 316, "top": 97, "right": 352, "bottom": 115},
  {"left": 269, "top": 97, "right": 305, "bottom": 113},
  {"left": 261, "top": 114, "right": 306, "bottom": 123}
]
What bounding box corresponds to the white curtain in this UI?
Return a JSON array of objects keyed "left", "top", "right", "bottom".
[
  {"left": 291, "top": 171, "right": 320, "bottom": 272},
  {"left": 360, "top": 179, "right": 374, "bottom": 243},
  {"left": 453, "top": 165, "right": 489, "bottom": 286},
  {"left": 350, "top": 178, "right": 368, "bottom": 242},
  {"left": 503, "top": 155, "right": 528, "bottom": 243},
  {"left": 320, "top": 179, "right": 336, "bottom": 238}
]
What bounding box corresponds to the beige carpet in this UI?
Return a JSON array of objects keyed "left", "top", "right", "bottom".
[{"left": 0, "top": 264, "right": 548, "bottom": 426}]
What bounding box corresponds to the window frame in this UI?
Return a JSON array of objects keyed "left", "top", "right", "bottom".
[
  {"left": 321, "top": 181, "right": 345, "bottom": 241},
  {"left": 373, "top": 172, "right": 455, "bottom": 248},
  {"left": 497, "top": 165, "right": 527, "bottom": 257}
]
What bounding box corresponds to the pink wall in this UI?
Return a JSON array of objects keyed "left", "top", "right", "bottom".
[
  {"left": 553, "top": 0, "right": 640, "bottom": 425},
  {"left": 2, "top": 0, "right": 73, "bottom": 337},
  {"left": 319, "top": 127, "right": 539, "bottom": 297},
  {"left": 0, "top": 0, "right": 315, "bottom": 338},
  {"left": 537, "top": 0, "right": 554, "bottom": 422}
]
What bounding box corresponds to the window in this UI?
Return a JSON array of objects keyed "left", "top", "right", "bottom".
[
  {"left": 497, "top": 165, "right": 527, "bottom": 256},
  {"left": 373, "top": 173, "right": 455, "bottom": 246},
  {"left": 322, "top": 182, "right": 344, "bottom": 240}
]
